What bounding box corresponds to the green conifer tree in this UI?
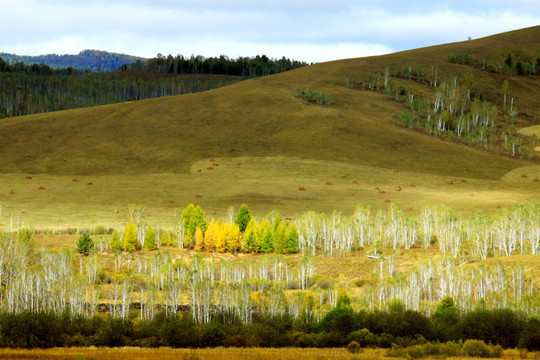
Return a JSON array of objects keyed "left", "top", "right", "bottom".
[
  {"left": 122, "top": 222, "right": 140, "bottom": 252},
  {"left": 273, "top": 222, "right": 288, "bottom": 254},
  {"left": 286, "top": 222, "right": 300, "bottom": 253},
  {"left": 76, "top": 232, "right": 94, "bottom": 256},
  {"left": 259, "top": 220, "right": 274, "bottom": 253},
  {"left": 243, "top": 218, "right": 259, "bottom": 253},
  {"left": 110, "top": 229, "right": 122, "bottom": 251},
  {"left": 144, "top": 226, "right": 157, "bottom": 250},
  {"left": 234, "top": 204, "right": 251, "bottom": 233}
]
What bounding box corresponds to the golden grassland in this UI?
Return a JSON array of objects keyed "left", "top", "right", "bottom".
[
  {"left": 0, "top": 157, "right": 538, "bottom": 230},
  {"left": 31, "top": 232, "right": 540, "bottom": 292},
  {"left": 1, "top": 27, "right": 540, "bottom": 228},
  {"left": 0, "top": 347, "right": 537, "bottom": 360}
]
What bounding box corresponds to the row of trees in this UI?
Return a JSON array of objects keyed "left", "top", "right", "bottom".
[
  {"left": 2, "top": 223, "right": 538, "bottom": 326},
  {"left": 124, "top": 53, "right": 308, "bottom": 77},
  {"left": 0, "top": 298, "right": 539, "bottom": 350},
  {"left": 94, "top": 201, "right": 539, "bottom": 259},
  {"left": 347, "top": 68, "right": 535, "bottom": 159},
  {"left": 447, "top": 52, "right": 540, "bottom": 76},
  {"left": 0, "top": 70, "right": 241, "bottom": 117},
  {"left": 106, "top": 204, "right": 299, "bottom": 255}
]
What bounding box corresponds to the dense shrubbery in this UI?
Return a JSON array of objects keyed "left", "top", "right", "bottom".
[
  {"left": 0, "top": 305, "right": 538, "bottom": 350},
  {"left": 294, "top": 88, "right": 333, "bottom": 106}
]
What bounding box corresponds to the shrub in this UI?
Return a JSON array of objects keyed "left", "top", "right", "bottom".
[
  {"left": 462, "top": 339, "right": 493, "bottom": 358},
  {"left": 406, "top": 344, "right": 425, "bottom": 359},
  {"left": 348, "top": 328, "right": 376, "bottom": 347},
  {"left": 347, "top": 340, "right": 361, "bottom": 354},
  {"left": 439, "top": 341, "right": 460, "bottom": 357}
]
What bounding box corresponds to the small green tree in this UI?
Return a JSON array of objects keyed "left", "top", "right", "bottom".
[
  {"left": 234, "top": 204, "right": 251, "bottom": 233},
  {"left": 505, "top": 53, "right": 513, "bottom": 68},
  {"left": 110, "top": 229, "right": 122, "bottom": 251},
  {"left": 259, "top": 220, "right": 274, "bottom": 253},
  {"left": 286, "top": 222, "right": 300, "bottom": 253},
  {"left": 144, "top": 226, "right": 157, "bottom": 250},
  {"left": 273, "top": 222, "right": 288, "bottom": 254},
  {"left": 76, "top": 232, "right": 94, "bottom": 256},
  {"left": 181, "top": 204, "right": 207, "bottom": 246},
  {"left": 243, "top": 218, "right": 259, "bottom": 253},
  {"left": 122, "top": 222, "right": 140, "bottom": 252}
]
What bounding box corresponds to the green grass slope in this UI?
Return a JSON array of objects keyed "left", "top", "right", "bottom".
[{"left": 0, "top": 27, "right": 539, "bottom": 227}]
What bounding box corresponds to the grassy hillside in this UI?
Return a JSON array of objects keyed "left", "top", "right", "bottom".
[{"left": 0, "top": 27, "right": 539, "bottom": 227}]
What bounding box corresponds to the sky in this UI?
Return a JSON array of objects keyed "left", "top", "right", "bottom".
[{"left": 2, "top": 0, "right": 540, "bottom": 63}]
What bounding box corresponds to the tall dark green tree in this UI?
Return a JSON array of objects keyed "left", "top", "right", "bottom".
[
  {"left": 505, "top": 53, "right": 513, "bottom": 68},
  {"left": 234, "top": 204, "right": 251, "bottom": 233},
  {"left": 76, "top": 232, "right": 94, "bottom": 256}
]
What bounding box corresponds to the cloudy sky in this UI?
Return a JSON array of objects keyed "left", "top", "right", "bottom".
[{"left": 2, "top": 0, "right": 540, "bottom": 62}]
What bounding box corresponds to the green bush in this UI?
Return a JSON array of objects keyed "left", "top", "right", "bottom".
[
  {"left": 462, "top": 339, "right": 494, "bottom": 358},
  {"left": 346, "top": 340, "right": 361, "bottom": 354}
]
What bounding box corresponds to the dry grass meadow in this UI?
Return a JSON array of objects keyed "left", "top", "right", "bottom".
[{"left": 0, "top": 347, "right": 537, "bottom": 360}]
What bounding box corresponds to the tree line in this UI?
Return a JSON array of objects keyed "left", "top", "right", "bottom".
[
  {"left": 447, "top": 52, "right": 540, "bottom": 76},
  {"left": 346, "top": 68, "right": 536, "bottom": 160},
  {"left": 0, "top": 297, "right": 538, "bottom": 351},
  {"left": 0, "top": 53, "right": 308, "bottom": 118},
  {"left": 123, "top": 53, "right": 308, "bottom": 77}
]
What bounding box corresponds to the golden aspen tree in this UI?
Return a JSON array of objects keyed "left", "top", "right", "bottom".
[
  {"left": 226, "top": 223, "right": 241, "bottom": 254},
  {"left": 214, "top": 222, "right": 227, "bottom": 253},
  {"left": 204, "top": 219, "right": 217, "bottom": 252},
  {"left": 122, "top": 222, "right": 140, "bottom": 252},
  {"left": 194, "top": 227, "right": 204, "bottom": 252}
]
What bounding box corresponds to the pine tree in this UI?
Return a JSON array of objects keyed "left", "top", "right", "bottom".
[
  {"left": 260, "top": 220, "right": 274, "bottom": 253},
  {"left": 76, "top": 232, "right": 94, "bottom": 256},
  {"left": 505, "top": 53, "right": 513, "bottom": 68},
  {"left": 144, "top": 226, "right": 157, "bottom": 250},
  {"left": 181, "top": 204, "right": 207, "bottom": 243},
  {"left": 122, "top": 222, "right": 140, "bottom": 252},
  {"left": 273, "top": 222, "right": 288, "bottom": 254},
  {"left": 234, "top": 204, "right": 251, "bottom": 233},
  {"left": 286, "top": 222, "right": 300, "bottom": 253},
  {"left": 110, "top": 229, "right": 122, "bottom": 251},
  {"left": 272, "top": 212, "right": 281, "bottom": 231},
  {"left": 243, "top": 218, "right": 259, "bottom": 253}
]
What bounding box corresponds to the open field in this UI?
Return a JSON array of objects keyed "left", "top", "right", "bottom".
[
  {"left": 1, "top": 28, "right": 540, "bottom": 228},
  {"left": 0, "top": 347, "right": 537, "bottom": 360},
  {"left": 1, "top": 157, "right": 538, "bottom": 230}
]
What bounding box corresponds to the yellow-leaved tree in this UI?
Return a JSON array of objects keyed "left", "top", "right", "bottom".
[
  {"left": 204, "top": 219, "right": 217, "bottom": 252},
  {"left": 122, "top": 222, "right": 140, "bottom": 252},
  {"left": 194, "top": 227, "right": 204, "bottom": 252},
  {"left": 214, "top": 222, "right": 227, "bottom": 253},
  {"left": 226, "top": 223, "right": 241, "bottom": 254}
]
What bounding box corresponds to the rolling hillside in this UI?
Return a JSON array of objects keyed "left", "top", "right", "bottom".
[{"left": 0, "top": 26, "right": 539, "bottom": 227}]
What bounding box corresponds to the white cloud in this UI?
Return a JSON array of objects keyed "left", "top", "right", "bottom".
[{"left": 1, "top": 1, "right": 540, "bottom": 62}]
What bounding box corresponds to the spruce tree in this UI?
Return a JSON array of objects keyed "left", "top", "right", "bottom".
[
  {"left": 273, "top": 222, "right": 288, "bottom": 254},
  {"left": 243, "top": 218, "right": 259, "bottom": 253},
  {"left": 286, "top": 222, "right": 300, "bottom": 253},
  {"left": 144, "top": 226, "right": 157, "bottom": 250},
  {"left": 76, "top": 232, "right": 94, "bottom": 256},
  {"left": 122, "top": 222, "right": 140, "bottom": 252},
  {"left": 110, "top": 229, "right": 122, "bottom": 251},
  {"left": 234, "top": 204, "right": 251, "bottom": 233},
  {"left": 259, "top": 220, "right": 274, "bottom": 253}
]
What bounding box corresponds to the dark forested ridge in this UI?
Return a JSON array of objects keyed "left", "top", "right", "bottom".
[
  {"left": 0, "top": 53, "right": 308, "bottom": 118},
  {"left": 0, "top": 49, "right": 143, "bottom": 72}
]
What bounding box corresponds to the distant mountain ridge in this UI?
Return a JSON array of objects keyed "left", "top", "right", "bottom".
[{"left": 0, "top": 49, "right": 145, "bottom": 71}]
